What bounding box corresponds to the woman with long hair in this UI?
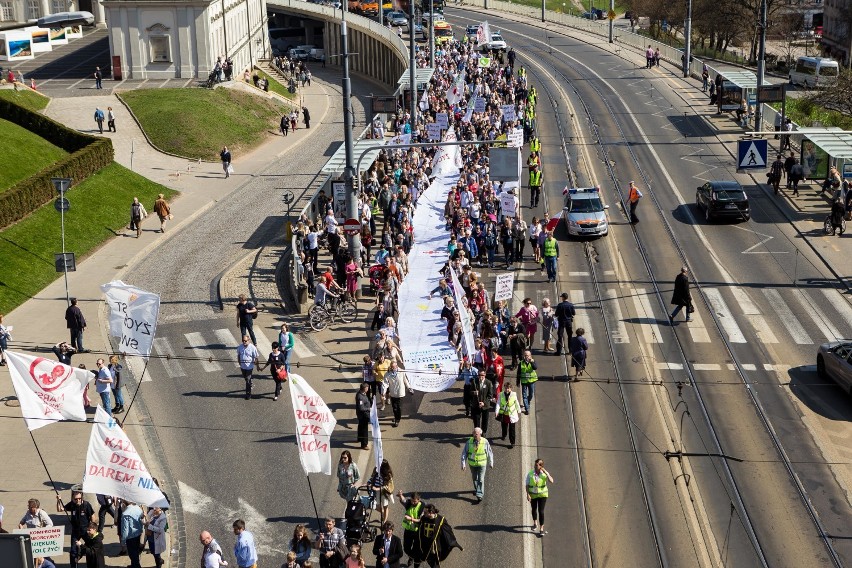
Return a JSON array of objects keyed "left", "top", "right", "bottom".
[
  {"left": 289, "top": 524, "right": 312, "bottom": 566},
  {"left": 337, "top": 450, "right": 360, "bottom": 502}
]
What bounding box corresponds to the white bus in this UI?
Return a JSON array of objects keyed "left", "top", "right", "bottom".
[{"left": 789, "top": 56, "right": 839, "bottom": 89}]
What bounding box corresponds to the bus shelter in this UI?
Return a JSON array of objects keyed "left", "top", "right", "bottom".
[
  {"left": 395, "top": 67, "right": 435, "bottom": 110},
  {"left": 708, "top": 67, "right": 758, "bottom": 113},
  {"left": 792, "top": 128, "right": 852, "bottom": 181}
]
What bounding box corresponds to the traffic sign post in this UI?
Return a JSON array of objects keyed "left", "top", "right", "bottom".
[
  {"left": 344, "top": 218, "right": 361, "bottom": 236},
  {"left": 51, "top": 177, "right": 73, "bottom": 306},
  {"left": 54, "top": 253, "right": 76, "bottom": 273},
  {"left": 736, "top": 139, "right": 768, "bottom": 172}
]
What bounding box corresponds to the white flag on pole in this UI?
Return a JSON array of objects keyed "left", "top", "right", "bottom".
[
  {"left": 449, "top": 267, "right": 476, "bottom": 358},
  {"left": 100, "top": 281, "right": 160, "bottom": 358},
  {"left": 83, "top": 406, "right": 169, "bottom": 507},
  {"left": 289, "top": 373, "right": 337, "bottom": 475},
  {"left": 388, "top": 133, "right": 411, "bottom": 146},
  {"left": 419, "top": 87, "right": 430, "bottom": 112},
  {"left": 476, "top": 21, "right": 491, "bottom": 45},
  {"left": 446, "top": 71, "right": 466, "bottom": 106},
  {"left": 6, "top": 350, "right": 89, "bottom": 431},
  {"left": 370, "top": 397, "right": 383, "bottom": 468}
]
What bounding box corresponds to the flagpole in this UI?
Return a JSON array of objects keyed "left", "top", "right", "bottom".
[
  {"left": 305, "top": 475, "right": 323, "bottom": 532},
  {"left": 28, "top": 431, "right": 72, "bottom": 522},
  {"left": 119, "top": 357, "right": 150, "bottom": 428}
]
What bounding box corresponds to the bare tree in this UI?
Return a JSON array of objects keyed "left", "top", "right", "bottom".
[{"left": 806, "top": 68, "right": 852, "bottom": 114}]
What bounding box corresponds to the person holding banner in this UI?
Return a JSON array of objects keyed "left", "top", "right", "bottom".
[
  {"left": 315, "top": 517, "right": 346, "bottom": 568},
  {"left": 57, "top": 491, "right": 94, "bottom": 568}
]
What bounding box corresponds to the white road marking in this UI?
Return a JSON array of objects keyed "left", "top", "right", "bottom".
[
  {"left": 684, "top": 306, "right": 711, "bottom": 343},
  {"left": 124, "top": 355, "right": 150, "bottom": 383},
  {"left": 727, "top": 363, "right": 757, "bottom": 371},
  {"left": 791, "top": 289, "right": 841, "bottom": 341},
  {"left": 568, "top": 271, "right": 590, "bottom": 276},
  {"left": 603, "top": 270, "right": 615, "bottom": 276},
  {"left": 292, "top": 334, "right": 314, "bottom": 359},
  {"left": 604, "top": 288, "right": 629, "bottom": 343},
  {"left": 747, "top": 314, "right": 779, "bottom": 344},
  {"left": 656, "top": 362, "right": 683, "bottom": 370},
  {"left": 731, "top": 287, "right": 761, "bottom": 314},
  {"left": 213, "top": 328, "right": 240, "bottom": 362},
  {"left": 703, "top": 288, "right": 746, "bottom": 343},
  {"left": 693, "top": 363, "right": 721, "bottom": 371},
  {"left": 822, "top": 289, "right": 852, "bottom": 337},
  {"left": 151, "top": 337, "right": 186, "bottom": 379},
  {"left": 630, "top": 288, "right": 663, "bottom": 343},
  {"left": 570, "top": 290, "right": 595, "bottom": 343},
  {"left": 184, "top": 331, "right": 223, "bottom": 372},
  {"left": 253, "top": 326, "right": 272, "bottom": 360},
  {"left": 763, "top": 289, "right": 812, "bottom": 344}
]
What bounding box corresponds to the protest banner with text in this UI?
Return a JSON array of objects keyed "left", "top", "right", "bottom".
[{"left": 289, "top": 374, "right": 337, "bottom": 475}]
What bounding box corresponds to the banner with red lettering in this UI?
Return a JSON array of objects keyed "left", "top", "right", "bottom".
[
  {"left": 83, "top": 406, "right": 169, "bottom": 507},
  {"left": 6, "top": 350, "right": 89, "bottom": 431},
  {"left": 100, "top": 280, "right": 160, "bottom": 358},
  {"left": 289, "top": 374, "right": 336, "bottom": 475}
]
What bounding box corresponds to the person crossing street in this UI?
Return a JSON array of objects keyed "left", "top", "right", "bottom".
[
  {"left": 627, "top": 181, "right": 642, "bottom": 224},
  {"left": 528, "top": 164, "right": 542, "bottom": 208},
  {"left": 460, "top": 427, "right": 494, "bottom": 502},
  {"left": 236, "top": 335, "right": 259, "bottom": 400}
]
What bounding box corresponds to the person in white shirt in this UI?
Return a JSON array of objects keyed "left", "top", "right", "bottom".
[{"left": 306, "top": 227, "right": 319, "bottom": 272}]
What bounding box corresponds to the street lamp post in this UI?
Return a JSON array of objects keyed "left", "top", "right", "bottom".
[
  {"left": 52, "top": 177, "right": 73, "bottom": 306},
  {"left": 429, "top": 0, "right": 435, "bottom": 68},
  {"left": 341, "top": 10, "right": 361, "bottom": 260},
  {"left": 754, "top": 0, "right": 767, "bottom": 132},
  {"left": 409, "top": 0, "right": 416, "bottom": 126},
  {"left": 683, "top": 0, "right": 692, "bottom": 77}
]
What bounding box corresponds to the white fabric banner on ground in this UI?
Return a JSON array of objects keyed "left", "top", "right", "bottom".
[
  {"left": 398, "top": 174, "right": 460, "bottom": 392},
  {"left": 370, "top": 397, "right": 383, "bottom": 468},
  {"left": 289, "top": 373, "right": 336, "bottom": 475},
  {"left": 100, "top": 280, "right": 160, "bottom": 358},
  {"left": 449, "top": 267, "right": 476, "bottom": 359},
  {"left": 6, "top": 350, "right": 89, "bottom": 431},
  {"left": 83, "top": 406, "right": 169, "bottom": 507},
  {"left": 431, "top": 127, "right": 463, "bottom": 179},
  {"left": 13, "top": 526, "right": 64, "bottom": 558}
]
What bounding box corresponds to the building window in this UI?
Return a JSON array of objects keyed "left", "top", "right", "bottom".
[
  {"left": 0, "top": 2, "right": 14, "bottom": 21},
  {"left": 27, "top": 0, "right": 39, "bottom": 19},
  {"left": 150, "top": 36, "right": 171, "bottom": 62}
]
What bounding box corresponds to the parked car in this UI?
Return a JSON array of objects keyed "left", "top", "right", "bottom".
[
  {"left": 289, "top": 48, "right": 310, "bottom": 61},
  {"left": 563, "top": 187, "right": 609, "bottom": 237},
  {"left": 817, "top": 341, "right": 852, "bottom": 392},
  {"left": 479, "top": 31, "right": 507, "bottom": 51},
  {"left": 386, "top": 10, "right": 407, "bottom": 26},
  {"left": 695, "top": 180, "right": 750, "bottom": 222}
]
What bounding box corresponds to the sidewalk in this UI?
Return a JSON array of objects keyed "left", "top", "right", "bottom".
[{"left": 0, "top": 76, "right": 333, "bottom": 567}]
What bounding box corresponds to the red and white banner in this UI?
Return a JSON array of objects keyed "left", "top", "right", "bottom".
[
  {"left": 289, "top": 374, "right": 336, "bottom": 475},
  {"left": 13, "top": 526, "right": 65, "bottom": 558},
  {"left": 6, "top": 350, "right": 89, "bottom": 431},
  {"left": 83, "top": 406, "right": 169, "bottom": 507}
]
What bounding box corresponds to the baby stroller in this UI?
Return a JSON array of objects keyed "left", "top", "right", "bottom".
[
  {"left": 368, "top": 264, "right": 388, "bottom": 296},
  {"left": 344, "top": 485, "right": 379, "bottom": 546}
]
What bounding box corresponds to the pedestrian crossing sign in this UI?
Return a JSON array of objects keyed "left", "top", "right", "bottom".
[{"left": 737, "top": 139, "right": 768, "bottom": 171}]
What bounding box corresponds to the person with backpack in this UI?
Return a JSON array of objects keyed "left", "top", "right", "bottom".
[
  {"left": 769, "top": 154, "right": 785, "bottom": 194},
  {"left": 235, "top": 294, "right": 258, "bottom": 345},
  {"left": 129, "top": 197, "right": 147, "bottom": 238}
]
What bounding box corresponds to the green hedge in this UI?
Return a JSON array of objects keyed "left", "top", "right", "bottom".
[{"left": 0, "top": 99, "right": 114, "bottom": 229}]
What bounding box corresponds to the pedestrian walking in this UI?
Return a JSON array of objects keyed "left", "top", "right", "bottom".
[
  {"left": 569, "top": 328, "right": 588, "bottom": 378},
  {"left": 554, "top": 292, "right": 575, "bottom": 355},
  {"left": 258, "top": 341, "right": 287, "bottom": 400},
  {"left": 789, "top": 161, "right": 805, "bottom": 196},
  {"left": 107, "top": 107, "right": 116, "bottom": 132},
  {"left": 769, "top": 154, "right": 784, "bottom": 194},
  {"left": 540, "top": 298, "right": 555, "bottom": 352},
  {"left": 289, "top": 524, "right": 313, "bottom": 566},
  {"left": 236, "top": 335, "right": 259, "bottom": 400},
  {"left": 627, "top": 181, "right": 642, "bottom": 224},
  {"left": 645, "top": 45, "right": 654, "bottom": 68},
  {"left": 315, "top": 517, "right": 346, "bottom": 568},
  {"left": 385, "top": 362, "right": 412, "bottom": 427},
  {"left": 280, "top": 114, "right": 289, "bottom": 136},
  {"left": 372, "top": 521, "right": 403, "bottom": 568},
  {"left": 200, "top": 531, "right": 226, "bottom": 568},
  {"left": 278, "top": 322, "right": 295, "bottom": 372},
  {"left": 460, "top": 427, "right": 494, "bottom": 502},
  {"left": 220, "top": 146, "right": 232, "bottom": 178},
  {"left": 467, "top": 369, "right": 494, "bottom": 436},
  {"left": 526, "top": 458, "right": 554, "bottom": 535},
  {"left": 78, "top": 522, "right": 105, "bottom": 568},
  {"left": 303, "top": 106, "right": 311, "bottom": 128},
  {"left": 337, "top": 450, "right": 361, "bottom": 501},
  {"left": 232, "top": 519, "right": 258, "bottom": 568},
  {"left": 94, "top": 66, "right": 102, "bottom": 89},
  {"left": 516, "top": 298, "right": 539, "bottom": 347},
  {"left": 496, "top": 382, "right": 521, "bottom": 447},
  {"left": 356, "top": 382, "right": 371, "bottom": 449},
  {"left": 669, "top": 266, "right": 693, "bottom": 323},
  {"left": 369, "top": 459, "right": 396, "bottom": 526},
  {"left": 774, "top": 112, "right": 783, "bottom": 139},
  {"left": 144, "top": 507, "right": 168, "bottom": 568},
  {"left": 541, "top": 231, "right": 559, "bottom": 282},
  {"left": 781, "top": 118, "right": 793, "bottom": 151},
  {"left": 236, "top": 294, "right": 258, "bottom": 345},
  {"left": 701, "top": 65, "right": 709, "bottom": 92},
  {"left": 94, "top": 107, "right": 104, "bottom": 133},
  {"left": 129, "top": 197, "right": 147, "bottom": 238},
  {"left": 395, "top": 490, "right": 423, "bottom": 566},
  {"left": 830, "top": 198, "right": 845, "bottom": 236},
  {"left": 528, "top": 164, "right": 542, "bottom": 208},
  {"left": 94, "top": 359, "right": 114, "bottom": 416},
  {"left": 108, "top": 355, "right": 125, "bottom": 414},
  {"left": 94, "top": 494, "right": 114, "bottom": 533},
  {"left": 516, "top": 350, "right": 538, "bottom": 415},
  {"left": 344, "top": 543, "right": 363, "bottom": 568},
  {"left": 57, "top": 491, "right": 94, "bottom": 568},
  {"left": 153, "top": 193, "right": 171, "bottom": 233},
  {"left": 290, "top": 109, "right": 298, "bottom": 131},
  {"left": 784, "top": 151, "right": 796, "bottom": 189}
]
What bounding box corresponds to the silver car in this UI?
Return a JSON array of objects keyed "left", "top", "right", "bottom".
[{"left": 817, "top": 340, "right": 852, "bottom": 392}]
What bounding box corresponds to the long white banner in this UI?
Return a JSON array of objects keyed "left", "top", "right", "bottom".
[
  {"left": 398, "top": 173, "right": 460, "bottom": 393},
  {"left": 83, "top": 406, "right": 169, "bottom": 507},
  {"left": 100, "top": 280, "right": 160, "bottom": 358},
  {"left": 289, "top": 373, "right": 336, "bottom": 475},
  {"left": 6, "top": 350, "right": 89, "bottom": 431},
  {"left": 449, "top": 267, "right": 476, "bottom": 359},
  {"left": 370, "top": 397, "right": 383, "bottom": 469}
]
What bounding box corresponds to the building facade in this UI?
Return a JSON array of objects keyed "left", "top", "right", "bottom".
[
  {"left": 821, "top": 0, "right": 851, "bottom": 65},
  {"left": 101, "top": 0, "right": 268, "bottom": 79}
]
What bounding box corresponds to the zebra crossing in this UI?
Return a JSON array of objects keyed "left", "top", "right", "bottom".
[
  {"left": 518, "top": 284, "right": 852, "bottom": 348},
  {"left": 146, "top": 325, "right": 316, "bottom": 380}
]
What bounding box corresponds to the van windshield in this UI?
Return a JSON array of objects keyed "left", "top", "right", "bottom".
[{"left": 435, "top": 28, "right": 452, "bottom": 37}]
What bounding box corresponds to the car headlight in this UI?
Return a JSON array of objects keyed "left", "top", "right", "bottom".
[{"left": 568, "top": 219, "right": 579, "bottom": 227}]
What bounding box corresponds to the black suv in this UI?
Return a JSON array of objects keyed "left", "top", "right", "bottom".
[{"left": 695, "top": 180, "right": 750, "bottom": 222}]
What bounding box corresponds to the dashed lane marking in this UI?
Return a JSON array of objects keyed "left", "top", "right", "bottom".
[
  {"left": 151, "top": 337, "right": 186, "bottom": 379},
  {"left": 184, "top": 332, "right": 223, "bottom": 372},
  {"left": 693, "top": 363, "right": 721, "bottom": 371}
]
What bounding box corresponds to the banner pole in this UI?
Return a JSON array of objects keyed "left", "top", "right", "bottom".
[
  {"left": 305, "top": 475, "right": 322, "bottom": 532},
  {"left": 28, "top": 430, "right": 72, "bottom": 521},
  {"left": 120, "top": 357, "right": 150, "bottom": 428}
]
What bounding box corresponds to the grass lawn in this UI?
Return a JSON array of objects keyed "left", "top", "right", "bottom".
[
  {"left": 0, "top": 163, "right": 177, "bottom": 314},
  {"left": 0, "top": 118, "right": 68, "bottom": 194},
  {"left": 252, "top": 69, "right": 299, "bottom": 103},
  {"left": 0, "top": 88, "right": 50, "bottom": 112},
  {"left": 119, "top": 87, "right": 288, "bottom": 160}
]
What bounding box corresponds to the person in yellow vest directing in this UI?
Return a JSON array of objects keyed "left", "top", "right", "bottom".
[
  {"left": 460, "top": 427, "right": 494, "bottom": 502},
  {"left": 516, "top": 350, "right": 538, "bottom": 414},
  {"left": 396, "top": 489, "right": 423, "bottom": 566},
  {"left": 526, "top": 458, "right": 554, "bottom": 535},
  {"left": 497, "top": 382, "right": 521, "bottom": 448}
]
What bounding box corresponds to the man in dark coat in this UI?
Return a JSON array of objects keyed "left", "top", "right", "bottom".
[
  {"left": 468, "top": 370, "right": 494, "bottom": 436},
  {"left": 553, "top": 292, "right": 576, "bottom": 355},
  {"left": 412, "top": 504, "right": 462, "bottom": 567},
  {"left": 372, "top": 521, "right": 403, "bottom": 568},
  {"left": 669, "top": 266, "right": 692, "bottom": 323},
  {"left": 79, "top": 521, "right": 105, "bottom": 568},
  {"left": 64, "top": 298, "right": 87, "bottom": 352},
  {"left": 303, "top": 106, "right": 311, "bottom": 128},
  {"left": 57, "top": 491, "right": 95, "bottom": 568}
]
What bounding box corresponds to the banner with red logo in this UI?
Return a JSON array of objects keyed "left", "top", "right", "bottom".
[{"left": 5, "top": 350, "right": 89, "bottom": 431}]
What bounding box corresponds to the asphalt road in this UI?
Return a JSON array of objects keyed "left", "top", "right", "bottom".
[{"left": 115, "top": 10, "right": 852, "bottom": 568}]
